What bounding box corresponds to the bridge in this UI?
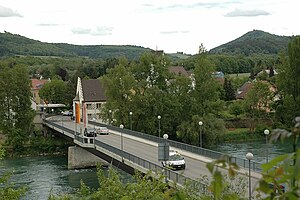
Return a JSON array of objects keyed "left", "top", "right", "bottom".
[{"left": 43, "top": 116, "right": 263, "bottom": 191}]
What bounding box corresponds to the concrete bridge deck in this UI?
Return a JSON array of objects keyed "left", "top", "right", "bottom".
[{"left": 43, "top": 116, "right": 263, "bottom": 196}]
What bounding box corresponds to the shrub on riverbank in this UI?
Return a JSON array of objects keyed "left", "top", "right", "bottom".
[
  {"left": 1, "top": 131, "right": 71, "bottom": 157},
  {"left": 222, "top": 128, "right": 264, "bottom": 143}
]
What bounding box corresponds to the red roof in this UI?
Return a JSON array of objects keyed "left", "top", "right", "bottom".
[
  {"left": 31, "top": 79, "right": 49, "bottom": 90},
  {"left": 169, "top": 66, "right": 189, "bottom": 77}
]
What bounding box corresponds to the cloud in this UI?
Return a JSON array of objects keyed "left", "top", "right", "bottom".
[
  {"left": 0, "top": 5, "right": 22, "bottom": 17},
  {"left": 72, "top": 26, "right": 113, "bottom": 36},
  {"left": 36, "top": 23, "right": 60, "bottom": 26},
  {"left": 225, "top": 8, "right": 270, "bottom": 17},
  {"left": 154, "top": 1, "right": 239, "bottom": 11},
  {"left": 160, "top": 30, "right": 189, "bottom": 34}
]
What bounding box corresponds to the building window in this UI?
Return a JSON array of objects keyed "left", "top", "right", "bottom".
[{"left": 86, "top": 104, "right": 92, "bottom": 109}]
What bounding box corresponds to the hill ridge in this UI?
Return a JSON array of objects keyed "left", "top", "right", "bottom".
[{"left": 209, "top": 29, "right": 291, "bottom": 56}]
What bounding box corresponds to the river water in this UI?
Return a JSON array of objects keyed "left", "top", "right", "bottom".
[
  {"left": 0, "top": 139, "right": 297, "bottom": 199},
  {"left": 0, "top": 155, "right": 132, "bottom": 200},
  {"left": 210, "top": 139, "right": 296, "bottom": 163}
]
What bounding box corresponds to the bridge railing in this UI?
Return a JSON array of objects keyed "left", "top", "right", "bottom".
[
  {"left": 44, "top": 119, "right": 205, "bottom": 188},
  {"left": 92, "top": 135, "right": 204, "bottom": 188},
  {"left": 90, "top": 121, "right": 262, "bottom": 172}
]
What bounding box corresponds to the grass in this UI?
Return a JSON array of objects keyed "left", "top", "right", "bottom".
[
  {"left": 226, "top": 128, "right": 249, "bottom": 134},
  {"left": 223, "top": 128, "right": 263, "bottom": 142}
]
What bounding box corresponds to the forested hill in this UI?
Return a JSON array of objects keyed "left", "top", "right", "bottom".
[
  {"left": 209, "top": 30, "right": 292, "bottom": 56},
  {"left": 0, "top": 32, "right": 152, "bottom": 59}
]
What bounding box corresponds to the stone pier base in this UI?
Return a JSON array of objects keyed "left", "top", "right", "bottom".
[{"left": 68, "top": 146, "right": 108, "bottom": 169}]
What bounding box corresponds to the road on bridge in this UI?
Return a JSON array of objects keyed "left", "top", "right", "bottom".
[{"left": 50, "top": 116, "right": 262, "bottom": 195}]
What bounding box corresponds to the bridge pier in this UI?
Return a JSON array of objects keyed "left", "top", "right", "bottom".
[{"left": 68, "top": 146, "right": 108, "bottom": 169}]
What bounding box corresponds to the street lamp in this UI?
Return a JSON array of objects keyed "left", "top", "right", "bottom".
[
  {"left": 109, "top": 110, "right": 112, "bottom": 125},
  {"left": 129, "top": 112, "right": 133, "bottom": 130},
  {"left": 120, "top": 124, "right": 124, "bottom": 162},
  {"left": 158, "top": 115, "right": 161, "bottom": 142},
  {"left": 246, "top": 152, "right": 254, "bottom": 200},
  {"left": 163, "top": 133, "right": 169, "bottom": 183},
  {"left": 198, "top": 121, "right": 203, "bottom": 148},
  {"left": 61, "top": 114, "right": 63, "bottom": 126},
  {"left": 264, "top": 129, "right": 270, "bottom": 163}
]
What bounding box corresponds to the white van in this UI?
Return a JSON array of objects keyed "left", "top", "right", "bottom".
[{"left": 162, "top": 150, "right": 186, "bottom": 170}]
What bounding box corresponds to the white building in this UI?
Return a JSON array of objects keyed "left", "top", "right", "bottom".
[{"left": 73, "top": 77, "right": 106, "bottom": 127}]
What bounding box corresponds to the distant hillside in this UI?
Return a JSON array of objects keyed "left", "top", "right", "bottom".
[
  {"left": 209, "top": 30, "right": 292, "bottom": 56},
  {"left": 0, "top": 32, "right": 152, "bottom": 60}
]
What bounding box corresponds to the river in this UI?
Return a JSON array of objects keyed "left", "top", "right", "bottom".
[
  {"left": 210, "top": 139, "right": 297, "bottom": 163},
  {"left": 0, "top": 155, "right": 132, "bottom": 200}
]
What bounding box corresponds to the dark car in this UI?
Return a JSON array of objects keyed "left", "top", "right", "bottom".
[
  {"left": 84, "top": 127, "right": 96, "bottom": 137},
  {"left": 269, "top": 183, "right": 285, "bottom": 195}
]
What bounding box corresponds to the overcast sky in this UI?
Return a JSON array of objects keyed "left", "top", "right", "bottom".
[{"left": 0, "top": 0, "right": 299, "bottom": 54}]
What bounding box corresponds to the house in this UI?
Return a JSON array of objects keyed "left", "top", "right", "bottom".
[
  {"left": 31, "top": 78, "right": 49, "bottom": 106},
  {"left": 236, "top": 81, "right": 253, "bottom": 100},
  {"left": 73, "top": 77, "right": 106, "bottom": 127},
  {"left": 169, "top": 66, "right": 189, "bottom": 77},
  {"left": 236, "top": 80, "right": 279, "bottom": 112},
  {"left": 212, "top": 71, "right": 225, "bottom": 85}
]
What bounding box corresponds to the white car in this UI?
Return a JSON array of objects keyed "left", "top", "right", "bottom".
[
  {"left": 162, "top": 150, "right": 186, "bottom": 170},
  {"left": 61, "top": 110, "right": 73, "bottom": 116},
  {"left": 96, "top": 127, "right": 109, "bottom": 135}
]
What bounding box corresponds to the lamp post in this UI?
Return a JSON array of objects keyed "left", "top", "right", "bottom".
[
  {"left": 246, "top": 152, "right": 254, "bottom": 200},
  {"left": 158, "top": 115, "right": 161, "bottom": 143},
  {"left": 198, "top": 121, "right": 203, "bottom": 148},
  {"left": 129, "top": 112, "right": 133, "bottom": 130},
  {"left": 264, "top": 129, "right": 270, "bottom": 163},
  {"left": 109, "top": 110, "right": 112, "bottom": 125},
  {"left": 120, "top": 124, "right": 124, "bottom": 162},
  {"left": 163, "top": 133, "right": 169, "bottom": 183}
]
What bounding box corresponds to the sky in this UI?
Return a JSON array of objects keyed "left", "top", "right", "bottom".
[{"left": 0, "top": 0, "right": 299, "bottom": 55}]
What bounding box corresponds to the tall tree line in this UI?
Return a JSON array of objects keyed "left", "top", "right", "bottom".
[
  {"left": 0, "top": 62, "right": 34, "bottom": 152},
  {"left": 101, "top": 52, "right": 226, "bottom": 146}
]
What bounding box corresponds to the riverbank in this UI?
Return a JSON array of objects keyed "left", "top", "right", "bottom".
[
  {"left": 222, "top": 128, "right": 265, "bottom": 143},
  {"left": 0, "top": 133, "right": 71, "bottom": 158}
]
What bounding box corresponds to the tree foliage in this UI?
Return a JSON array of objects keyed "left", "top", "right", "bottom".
[
  {"left": 243, "top": 81, "right": 273, "bottom": 132},
  {"left": 0, "top": 32, "right": 151, "bottom": 60},
  {"left": 39, "top": 78, "right": 70, "bottom": 105},
  {"left": 101, "top": 53, "right": 226, "bottom": 144},
  {"left": 0, "top": 63, "right": 34, "bottom": 152},
  {"left": 209, "top": 30, "right": 290, "bottom": 56},
  {"left": 257, "top": 117, "right": 300, "bottom": 199},
  {"left": 223, "top": 78, "right": 236, "bottom": 101},
  {"left": 275, "top": 36, "right": 300, "bottom": 127}
]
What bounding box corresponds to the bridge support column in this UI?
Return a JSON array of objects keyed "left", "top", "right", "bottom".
[{"left": 68, "top": 146, "right": 108, "bottom": 169}]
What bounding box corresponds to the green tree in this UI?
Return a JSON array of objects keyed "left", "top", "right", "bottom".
[
  {"left": 39, "top": 78, "right": 69, "bottom": 105},
  {"left": 191, "top": 54, "right": 220, "bottom": 117},
  {"left": 243, "top": 81, "right": 273, "bottom": 132},
  {"left": 229, "top": 100, "right": 245, "bottom": 118},
  {"left": 101, "top": 58, "right": 136, "bottom": 127},
  {"left": 0, "top": 64, "right": 34, "bottom": 152},
  {"left": 257, "top": 117, "right": 300, "bottom": 199},
  {"left": 223, "top": 78, "right": 236, "bottom": 101},
  {"left": 275, "top": 36, "right": 300, "bottom": 127},
  {"left": 177, "top": 114, "right": 226, "bottom": 147}
]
